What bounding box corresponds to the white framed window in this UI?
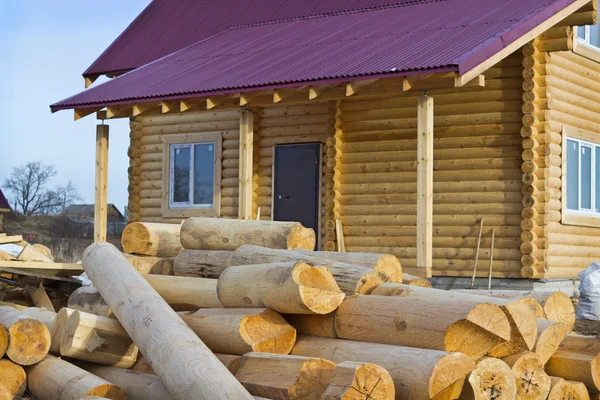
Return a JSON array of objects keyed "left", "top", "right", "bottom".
[
  {"left": 565, "top": 136, "right": 600, "bottom": 215},
  {"left": 162, "top": 132, "right": 222, "bottom": 218},
  {"left": 577, "top": 23, "right": 600, "bottom": 51}
]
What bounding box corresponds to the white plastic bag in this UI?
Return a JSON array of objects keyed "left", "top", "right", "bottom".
[{"left": 577, "top": 262, "right": 600, "bottom": 320}]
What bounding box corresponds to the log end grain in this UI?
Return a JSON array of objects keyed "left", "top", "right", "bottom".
[
  {"left": 468, "top": 358, "right": 517, "bottom": 400},
  {"left": 7, "top": 318, "right": 51, "bottom": 365},
  {"left": 511, "top": 352, "right": 551, "bottom": 400},
  {"left": 287, "top": 223, "right": 316, "bottom": 251},
  {"left": 0, "top": 325, "right": 8, "bottom": 358},
  {"left": 535, "top": 322, "right": 570, "bottom": 365},
  {"left": 548, "top": 378, "right": 590, "bottom": 400},
  {"left": 289, "top": 357, "right": 337, "bottom": 399},
  {"left": 444, "top": 320, "right": 506, "bottom": 359},
  {"left": 518, "top": 297, "right": 546, "bottom": 319},
  {"left": 321, "top": 362, "right": 395, "bottom": 400},
  {"left": 402, "top": 273, "right": 432, "bottom": 288},
  {"left": 293, "top": 262, "right": 346, "bottom": 314},
  {"left": 121, "top": 222, "right": 154, "bottom": 255},
  {"left": 241, "top": 309, "right": 297, "bottom": 354},
  {"left": 466, "top": 303, "right": 512, "bottom": 342},
  {"left": 544, "top": 292, "right": 576, "bottom": 329},
  {"left": 0, "top": 359, "right": 26, "bottom": 399},
  {"left": 429, "top": 352, "right": 477, "bottom": 399},
  {"left": 84, "top": 384, "right": 127, "bottom": 400}
]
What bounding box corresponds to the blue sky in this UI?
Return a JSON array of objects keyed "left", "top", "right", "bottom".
[{"left": 0, "top": 1, "right": 151, "bottom": 213}]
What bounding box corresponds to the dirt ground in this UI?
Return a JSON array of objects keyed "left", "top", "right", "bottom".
[{"left": 574, "top": 319, "right": 600, "bottom": 336}]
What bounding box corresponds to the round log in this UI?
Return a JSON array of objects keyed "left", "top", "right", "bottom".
[
  {"left": 0, "top": 358, "right": 26, "bottom": 399},
  {"left": 321, "top": 361, "right": 395, "bottom": 400},
  {"left": 548, "top": 377, "right": 590, "bottom": 400},
  {"left": 68, "top": 286, "right": 113, "bottom": 318},
  {"left": 20, "top": 307, "right": 57, "bottom": 330},
  {"left": 25, "top": 354, "right": 127, "bottom": 400},
  {"left": 50, "top": 307, "right": 75, "bottom": 354},
  {"left": 503, "top": 352, "right": 551, "bottom": 400},
  {"left": 181, "top": 308, "right": 296, "bottom": 355},
  {"left": 535, "top": 320, "right": 570, "bottom": 364},
  {"left": 0, "top": 306, "right": 51, "bottom": 365},
  {"left": 402, "top": 273, "right": 432, "bottom": 287},
  {"left": 180, "top": 218, "right": 315, "bottom": 250},
  {"left": 216, "top": 353, "right": 243, "bottom": 373},
  {"left": 444, "top": 319, "right": 506, "bottom": 359},
  {"left": 217, "top": 262, "right": 345, "bottom": 314},
  {"left": 123, "top": 253, "right": 170, "bottom": 274},
  {"left": 466, "top": 358, "right": 516, "bottom": 400},
  {"left": 0, "top": 325, "right": 7, "bottom": 358},
  {"left": 121, "top": 222, "right": 182, "bottom": 257},
  {"left": 82, "top": 242, "right": 253, "bottom": 400},
  {"left": 488, "top": 302, "right": 538, "bottom": 358},
  {"left": 285, "top": 313, "right": 337, "bottom": 338},
  {"left": 144, "top": 275, "right": 222, "bottom": 311}
]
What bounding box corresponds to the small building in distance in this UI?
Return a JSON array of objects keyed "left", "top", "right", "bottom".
[
  {"left": 0, "top": 189, "right": 11, "bottom": 232},
  {"left": 62, "top": 204, "right": 125, "bottom": 222}
]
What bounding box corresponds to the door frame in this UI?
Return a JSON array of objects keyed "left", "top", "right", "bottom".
[{"left": 271, "top": 143, "right": 322, "bottom": 250}]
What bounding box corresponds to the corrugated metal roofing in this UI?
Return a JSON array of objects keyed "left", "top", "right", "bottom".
[
  {"left": 84, "top": 0, "right": 444, "bottom": 77},
  {"left": 54, "top": 0, "right": 575, "bottom": 111}
]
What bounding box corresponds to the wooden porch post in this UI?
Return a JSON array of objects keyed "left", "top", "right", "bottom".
[
  {"left": 94, "top": 124, "right": 109, "bottom": 242},
  {"left": 238, "top": 110, "right": 254, "bottom": 220},
  {"left": 417, "top": 95, "right": 433, "bottom": 277}
]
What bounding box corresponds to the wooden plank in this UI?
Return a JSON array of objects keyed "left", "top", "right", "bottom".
[
  {"left": 416, "top": 95, "right": 433, "bottom": 277},
  {"left": 0, "top": 235, "right": 23, "bottom": 245},
  {"left": 0, "top": 261, "right": 83, "bottom": 275},
  {"left": 238, "top": 110, "right": 254, "bottom": 220},
  {"left": 28, "top": 283, "right": 56, "bottom": 312},
  {"left": 346, "top": 79, "right": 378, "bottom": 96},
  {"left": 94, "top": 124, "right": 109, "bottom": 242}
]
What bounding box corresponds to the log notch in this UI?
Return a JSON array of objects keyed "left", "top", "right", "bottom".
[
  {"left": 82, "top": 242, "right": 253, "bottom": 400},
  {"left": 216, "top": 353, "right": 243, "bottom": 373},
  {"left": 60, "top": 310, "right": 139, "bottom": 368},
  {"left": 217, "top": 262, "right": 345, "bottom": 314},
  {"left": 291, "top": 335, "right": 476, "bottom": 400},
  {"left": 121, "top": 222, "right": 182, "bottom": 256},
  {"left": 547, "top": 377, "right": 590, "bottom": 400},
  {"left": 233, "top": 352, "right": 338, "bottom": 399},
  {"left": 0, "top": 358, "right": 26, "bottom": 399},
  {"left": 50, "top": 307, "right": 75, "bottom": 353},
  {"left": 465, "top": 358, "right": 517, "bottom": 400},
  {"left": 144, "top": 275, "right": 222, "bottom": 310},
  {"left": 285, "top": 313, "right": 337, "bottom": 338},
  {"left": 0, "top": 306, "right": 51, "bottom": 365},
  {"left": 503, "top": 352, "right": 551, "bottom": 400},
  {"left": 321, "top": 361, "right": 395, "bottom": 400},
  {"left": 25, "top": 354, "right": 127, "bottom": 400},
  {"left": 180, "top": 308, "right": 296, "bottom": 355},
  {"left": 323, "top": 100, "right": 343, "bottom": 251},
  {"left": 180, "top": 218, "right": 315, "bottom": 250},
  {"left": 545, "top": 350, "right": 600, "bottom": 393},
  {"left": 79, "top": 364, "right": 173, "bottom": 400},
  {"left": 334, "top": 295, "right": 510, "bottom": 352},
  {"left": 229, "top": 245, "right": 402, "bottom": 295},
  {"left": 173, "top": 249, "right": 232, "bottom": 277},
  {"left": 68, "top": 286, "right": 113, "bottom": 318}
]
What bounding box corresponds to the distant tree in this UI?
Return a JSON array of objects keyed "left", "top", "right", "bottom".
[{"left": 3, "top": 161, "right": 82, "bottom": 215}]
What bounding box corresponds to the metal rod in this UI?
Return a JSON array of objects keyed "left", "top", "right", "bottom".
[
  {"left": 470, "top": 218, "right": 484, "bottom": 289},
  {"left": 488, "top": 228, "right": 495, "bottom": 290}
]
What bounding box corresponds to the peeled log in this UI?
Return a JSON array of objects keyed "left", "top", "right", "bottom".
[
  {"left": 285, "top": 313, "right": 337, "bottom": 338},
  {"left": 0, "top": 358, "right": 26, "bottom": 400},
  {"left": 321, "top": 361, "right": 395, "bottom": 400},
  {"left": 291, "top": 335, "right": 476, "bottom": 400},
  {"left": 20, "top": 307, "right": 57, "bottom": 330},
  {"left": 82, "top": 242, "right": 253, "bottom": 400},
  {"left": 123, "top": 253, "right": 172, "bottom": 274},
  {"left": 535, "top": 320, "right": 570, "bottom": 364},
  {"left": 402, "top": 273, "right": 432, "bottom": 287},
  {"left": 68, "top": 286, "right": 113, "bottom": 318},
  {"left": 217, "top": 262, "right": 345, "bottom": 314},
  {"left": 173, "top": 249, "right": 232, "bottom": 278},
  {"left": 233, "top": 352, "right": 337, "bottom": 399},
  {"left": 545, "top": 351, "right": 600, "bottom": 393},
  {"left": 25, "top": 354, "right": 127, "bottom": 400},
  {"left": 121, "top": 222, "right": 182, "bottom": 257},
  {"left": 79, "top": 364, "right": 174, "bottom": 400},
  {"left": 0, "top": 306, "right": 51, "bottom": 365},
  {"left": 144, "top": 274, "right": 222, "bottom": 311},
  {"left": 181, "top": 308, "right": 296, "bottom": 355},
  {"left": 465, "top": 358, "right": 517, "bottom": 400},
  {"left": 180, "top": 217, "right": 315, "bottom": 250},
  {"left": 548, "top": 377, "right": 590, "bottom": 400},
  {"left": 335, "top": 295, "right": 510, "bottom": 352},
  {"left": 50, "top": 307, "right": 75, "bottom": 354},
  {"left": 61, "top": 309, "right": 138, "bottom": 368},
  {"left": 229, "top": 245, "right": 402, "bottom": 295},
  {"left": 503, "top": 352, "right": 551, "bottom": 400}
]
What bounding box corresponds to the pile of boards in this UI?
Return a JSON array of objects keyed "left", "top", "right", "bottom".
[{"left": 0, "top": 217, "right": 596, "bottom": 400}]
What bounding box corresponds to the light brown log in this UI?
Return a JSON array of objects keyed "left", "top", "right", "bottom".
[
  {"left": 20, "top": 307, "right": 57, "bottom": 329},
  {"left": 180, "top": 217, "right": 315, "bottom": 250},
  {"left": 0, "top": 325, "right": 7, "bottom": 358},
  {"left": 321, "top": 361, "right": 395, "bottom": 400},
  {"left": 181, "top": 308, "right": 296, "bottom": 355},
  {"left": 465, "top": 358, "right": 516, "bottom": 400},
  {"left": 291, "top": 250, "right": 401, "bottom": 274},
  {"left": 291, "top": 335, "right": 475, "bottom": 400},
  {"left": 402, "top": 273, "right": 432, "bottom": 287},
  {"left": 217, "top": 262, "right": 345, "bottom": 314},
  {"left": 560, "top": 333, "right": 600, "bottom": 356},
  {"left": 233, "top": 352, "right": 338, "bottom": 399},
  {"left": 50, "top": 307, "right": 75, "bottom": 354},
  {"left": 131, "top": 353, "right": 154, "bottom": 375},
  {"left": 335, "top": 295, "right": 510, "bottom": 352},
  {"left": 61, "top": 309, "right": 138, "bottom": 368},
  {"left": 285, "top": 313, "right": 337, "bottom": 338},
  {"left": 68, "top": 286, "right": 113, "bottom": 318},
  {"left": 229, "top": 245, "right": 402, "bottom": 295},
  {"left": 452, "top": 290, "right": 545, "bottom": 318},
  {"left": 487, "top": 302, "right": 538, "bottom": 358},
  {"left": 546, "top": 351, "right": 600, "bottom": 393},
  {"left": 173, "top": 250, "right": 233, "bottom": 277},
  {"left": 79, "top": 363, "right": 173, "bottom": 400},
  {"left": 82, "top": 242, "right": 253, "bottom": 400},
  {"left": 33, "top": 243, "right": 53, "bottom": 260},
  {"left": 0, "top": 306, "right": 51, "bottom": 365},
  {"left": 547, "top": 377, "right": 590, "bottom": 400},
  {"left": 0, "top": 358, "right": 26, "bottom": 399},
  {"left": 503, "top": 352, "right": 551, "bottom": 400},
  {"left": 144, "top": 274, "right": 222, "bottom": 311},
  {"left": 535, "top": 320, "right": 570, "bottom": 364},
  {"left": 17, "top": 243, "right": 53, "bottom": 263},
  {"left": 121, "top": 222, "right": 182, "bottom": 257},
  {"left": 25, "top": 354, "right": 127, "bottom": 400},
  {"left": 123, "top": 253, "right": 171, "bottom": 274}
]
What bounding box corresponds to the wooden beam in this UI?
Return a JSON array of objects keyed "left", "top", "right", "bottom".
[
  {"left": 207, "top": 96, "right": 229, "bottom": 110},
  {"left": 454, "top": 74, "right": 485, "bottom": 88},
  {"left": 346, "top": 79, "right": 378, "bottom": 96},
  {"left": 132, "top": 102, "right": 160, "bottom": 117},
  {"left": 0, "top": 235, "right": 23, "bottom": 245},
  {"left": 180, "top": 98, "right": 205, "bottom": 112},
  {"left": 240, "top": 91, "right": 266, "bottom": 106},
  {"left": 161, "top": 101, "right": 179, "bottom": 114},
  {"left": 457, "top": 0, "right": 590, "bottom": 85},
  {"left": 402, "top": 73, "right": 484, "bottom": 91},
  {"left": 106, "top": 105, "right": 132, "bottom": 119},
  {"left": 0, "top": 261, "right": 83, "bottom": 275},
  {"left": 84, "top": 75, "right": 99, "bottom": 89},
  {"left": 416, "top": 95, "right": 433, "bottom": 278},
  {"left": 238, "top": 110, "right": 254, "bottom": 220},
  {"left": 309, "top": 84, "right": 336, "bottom": 100},
  {"left": 74, "top": 107, "right": 102, "bottom": 121},
  {"left": 94, "top": 124, "right": 109, "bottom": 242},
  {"left": 273, "top": 88, "right": 296, "bottom": 103},
  {"left": 402, "top": 74, "right": 435, "bottom": 91},
  {"left": 96, "top": 110, "right": 108, "bottom": 120}
]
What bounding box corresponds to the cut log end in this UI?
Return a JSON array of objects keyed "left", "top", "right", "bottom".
[
  {"left": 293, "top": 262, "right": 346, "bottom": 314},
  {"left": 0, "top": 359, "right": 26, "bottom": 399},
  {"left": 7, "top": 318, "right": 51, "bottom": 365},
  {"left": 240, "top": 309, "right": 297, "bottom": 354},
  {"left": 289, "top": 358, "right": 338, "bottom": 399},
  {"left": 468, "top": 358, "right": 517, "bottom": 400},
  {"left": 321, "top": 362, "right": 395, "bottom": 400},
  {"left": 288, "top": 223, "right": 316, "bottom": 250},
  {"left": 543, "top": 292, "right": 576, "bottom": 329},
  {"left": 488, "top": 302, "right": 538, "bottom": 358},
  {"left": 518, "top": 297, "right": 546, "bottom": 319},
  {"left": 429, "top": 352, "right": 477, "bottom": 399},
  {"left": 535, "top": 322, "right": 570, "bottom": 365},
  {"left": 0, "top": 325, "right": 8, "bottom": 358},
  {"left": 121, "top": 222, "right": 153, "bottom": 254},
  {"left": 466, "top": 303, "right": 512, "bottom": 342},
  {"left": 402, "top": 273, "right": 432, "bottom": 287},
  {"left": 548, "top": 377, "right": 590, "bottom": 400},
  {"left": 511, "top": 352, "right": 551, "bottom": 400},
  {"left": 444, "top": 319, "right": 506, "bottom": 359},
  {"left": 84, "top": 384, "right": 127, "bottom": 400}
]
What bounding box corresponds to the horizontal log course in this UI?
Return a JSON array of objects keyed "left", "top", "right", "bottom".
[
  {"left": 0, "top": 358, "right": 26, "bottom": 399},
  {"left": 121, "top": 222, "right": 182, "bottom": 257},
  {"left": 0, "top": 306, "right": 51, "bottom": 365},
  {"left": 180, "top": 218, "right": 315, "bottom": 251},
  {"left": 217, "top": 262, "right": 345, "bottom": 314},
  {"left": 26, "top": 354, "right": 127, "bottom": 400},
  {"left": 180, "top": 308, "right": 296, "bottom": 355},
  {"left": 144, "top": 274, "right": 222, "bottom": 310}
]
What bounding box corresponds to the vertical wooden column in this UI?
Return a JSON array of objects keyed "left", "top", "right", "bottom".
[
  {"left": 94, "top": 124, "right": 109, "bottom": 242},
  {"left": 417, "top": 95, "right": 433, "bottom": 277},
  {"left": 239, "top": 110, "right": 254, "bottom": 220}
]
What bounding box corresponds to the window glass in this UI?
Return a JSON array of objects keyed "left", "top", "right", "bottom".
[
  {"left": 172, "top": 146, "right": 191, "bottom": 203},
  {"left": 591, "top": 23, "right": 600, "bottom": 48},
  {"left": 581, "top": 145, "right": 592, "bottom": 209},
  {"left": 193, "top": 143, "right": 215, "bottom": 206},
  {"left": 567, "top": 139, "right": 579, "bottom": 210},
  {"left": 578, "top": 25, "right": 587, "bottom": 39}
]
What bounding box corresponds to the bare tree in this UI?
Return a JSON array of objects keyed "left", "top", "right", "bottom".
[{"left": 3, "top": 161, "right": 82, "bottom": 215}]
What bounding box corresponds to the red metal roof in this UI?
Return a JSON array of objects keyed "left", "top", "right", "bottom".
[
  {"left": 54, "top": 0, "right": 576, "bottom": 112},
  {"left": 0, "top": 189, "right": 11, "bottom": 211},
  {"left": 84, "top": 0, "right": 441, "bottom": 78}
]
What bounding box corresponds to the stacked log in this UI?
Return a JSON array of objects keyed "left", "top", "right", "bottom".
[
  {"left": 0, "top": 358, "right": 26, "bottom": 399},
  {"left": 323, "top": 100, "right": 343, "bottom": 251},
  {"left": 121, "top": 222, "right": 182, "bottom": 257},
  {"left": 0, "top": 306, "right": 51, "bottom": 365}
]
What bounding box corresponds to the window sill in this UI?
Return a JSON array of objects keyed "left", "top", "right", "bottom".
[
  {"left": 162, "top": 207, "right": 219, "bottom": 218},
  {"left": 562, "top": 211, "right": 600, "bottom": 228},
  {"left": 574, "top": 40, "right": 600, "bottom": 64}
]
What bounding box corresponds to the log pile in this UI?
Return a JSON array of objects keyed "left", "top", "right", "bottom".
[{"left": 0, "top": 218, "right": 596, "bottom": 400}]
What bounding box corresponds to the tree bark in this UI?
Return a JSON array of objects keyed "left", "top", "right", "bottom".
[
  {"left": 0, "top": 306, "right": 51, "bottom": 365},
  {"left": 173, "top": 249, "right": 233, "bottom": 278},
  {"left": 121, "top": 222, "right": 182, "bottom": 257}
]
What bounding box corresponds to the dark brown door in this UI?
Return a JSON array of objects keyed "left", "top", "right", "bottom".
[{"left": 273, "top": 143, "right": 321, "bottom": 248}]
